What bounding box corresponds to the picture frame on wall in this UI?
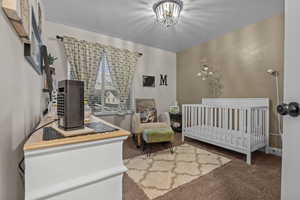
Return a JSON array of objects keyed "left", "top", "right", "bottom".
[
  {"left": 37, "top": 1, "right": 42, "bottom": 34},
  {"left": 24, "top": 8, "right": 42, "bottom": 75},
  {"left": 143, "top": 75, "right": 155, "bottom": 87}
]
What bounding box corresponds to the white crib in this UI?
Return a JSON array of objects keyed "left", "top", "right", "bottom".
[{"left": 182, "top": 98, "right": 269, "bottom": 164}]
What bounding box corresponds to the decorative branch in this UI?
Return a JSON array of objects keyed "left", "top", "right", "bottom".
[{"left": 48, "top": 53, "right": 58, "bottom": 66}]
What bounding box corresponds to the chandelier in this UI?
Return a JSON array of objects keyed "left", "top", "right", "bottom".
[{"left": 153, "top": 0, "right": 183, "bottom": 28}]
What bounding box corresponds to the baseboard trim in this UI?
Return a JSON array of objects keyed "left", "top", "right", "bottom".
[{"left": 268, "top": 147, "right": 282, "bottom": 157}]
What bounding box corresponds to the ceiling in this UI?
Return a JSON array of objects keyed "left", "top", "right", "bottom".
[{"left": 42, "top": 0, "right": 284, "bottom": 52}]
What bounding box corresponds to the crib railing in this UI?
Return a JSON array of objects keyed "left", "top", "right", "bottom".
[{"left": 182, "top": 104, "right": 269, "bottom": 164}]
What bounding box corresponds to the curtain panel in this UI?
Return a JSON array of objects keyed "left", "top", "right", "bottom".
[
  {"left": 105, "top": 46, "right": 140, "bottom": 109},
  {"left": 62, "top": 35, "right": 141, "bottom": 111},
  {"left": 62, "top": 36, "right": 104, "bottom": 102}
]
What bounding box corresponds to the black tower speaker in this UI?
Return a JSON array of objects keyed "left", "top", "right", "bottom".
[{"left": 57, "top": 80, "right": 84, "bottom": 130}]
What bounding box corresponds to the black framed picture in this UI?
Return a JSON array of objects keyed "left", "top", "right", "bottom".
[
  {"left": 143, "top": 75, "right": 155, "bottom": 87},
  {"left": 24, "top": 8, "right": 42, "bottom": 75}
]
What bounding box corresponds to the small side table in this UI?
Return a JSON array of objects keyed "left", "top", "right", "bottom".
[{"left": 169, "top": 112, "right": 182, "bottom": 132}]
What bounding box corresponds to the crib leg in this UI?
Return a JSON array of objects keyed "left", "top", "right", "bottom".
[
  {"left": 182, "top": 133, "right": 185, "bottom": 143},
  {"left": 265, "top": 146, "right": 269, "bottom": 154},
  {"left": 246, "top": 152, "right": 252, "bottom": 165}
]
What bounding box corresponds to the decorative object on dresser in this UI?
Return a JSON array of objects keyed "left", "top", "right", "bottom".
[
  {"left": 182, "top": 98, "right": 270, "bottom": 164},
  {"left": 47, "top": 53, "right": 57, "bottom": 66},
  {"left": 24, "top": 8, "right": 42, "bottom": 74},
  {"left": 2, "top": 0, "right": 30, "bottom": 40},
  {"left": 41, "top": 45, "right": 57, "bottom": 100},
  {"left": 132, "top": 99, "right": 171, "bottom": 147},
  {"left": 143, "top": 75, "right": 155, "bottom": 87}
]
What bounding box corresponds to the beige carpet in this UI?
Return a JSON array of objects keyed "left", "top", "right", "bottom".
[{"left": 124, "top": 143, "right": 231, "bottom": 199}]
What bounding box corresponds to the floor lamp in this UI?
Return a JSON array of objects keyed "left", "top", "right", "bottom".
[{"left": 267, "top": 69, "right": 282, "bottom": 136}]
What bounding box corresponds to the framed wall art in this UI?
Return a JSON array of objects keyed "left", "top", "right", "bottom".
[
  {"left": 24, "top": 8, "right": 42, "bottom": 75},
  {"left": 143, "top": 75, "right": 155, "bottom": 87},
  {"left": 37, "top": 1, "right": 42, "bottom": 34}
]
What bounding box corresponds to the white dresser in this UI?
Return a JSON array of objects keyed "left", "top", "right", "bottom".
[{"left": 24, "top": 116, "right": 129, "bottom": 200}]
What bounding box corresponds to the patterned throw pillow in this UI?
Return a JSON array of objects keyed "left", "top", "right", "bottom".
[{"left": 136, "top": 99, "right": 157, "bottom": 123}]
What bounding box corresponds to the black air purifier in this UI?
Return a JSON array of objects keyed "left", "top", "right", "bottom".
[{"left": 57, "top": 80, "right": 84, "bottom": 131}]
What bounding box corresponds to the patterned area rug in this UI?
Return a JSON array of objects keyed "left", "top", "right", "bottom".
[{"left": 124, "top": 143, "right": 231, "bottom": 200}]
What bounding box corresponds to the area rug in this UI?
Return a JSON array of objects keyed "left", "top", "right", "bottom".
[{"left": 124, "top": 143, "right": 231, "bottom": 199}]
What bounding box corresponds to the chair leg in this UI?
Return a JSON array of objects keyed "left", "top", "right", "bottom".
[
  {"left": 169, "top": 142, "right": 174, "bottom": 154},
  {"left": 147, "top": 145, "right": 151, "bottom": 157},
  {"left": 142, "top": 139, "right": 146, "bottom": 152},
  {"left": 144, "top": 142, "right": 151, "bottom": 157},
  {"left": 131, "top": 134, "right": 135, "bottom": 141},
  {"left": 137, "top": 134, "right": 142, "bottom": 148}
]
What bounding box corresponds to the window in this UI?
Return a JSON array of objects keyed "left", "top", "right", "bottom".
[
  {"left": 92, "top": 54, "right": 121, "bottom": 114},
  {"left": 68, "top": 54, "right": 134, "bottom": 115}
]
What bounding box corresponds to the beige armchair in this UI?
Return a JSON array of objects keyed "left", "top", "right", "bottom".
[{"left": 131, "top": 112, "right": 171, "bottom": 147}]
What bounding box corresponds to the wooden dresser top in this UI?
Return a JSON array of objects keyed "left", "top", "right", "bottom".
[{"left": 24, "top": 115, "right": 130, "bottom": 151}]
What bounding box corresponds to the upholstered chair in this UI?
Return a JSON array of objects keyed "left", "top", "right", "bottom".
[{"left": 131, "top": 112, "right": 171, "bottom": 147}]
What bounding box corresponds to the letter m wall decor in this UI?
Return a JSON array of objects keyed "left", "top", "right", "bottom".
[{"left": 160, "top": 74, "right": 168, "bottom": 86}]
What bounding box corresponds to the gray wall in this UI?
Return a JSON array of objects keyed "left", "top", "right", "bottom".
[
  {"left": 177, "top": 15, "right": 284, "bottom": 148},
  {"left": 0, "top": 1, "right": 45, "bottom": 199},
  {"left": 44, "top": 21, "right": 177, "bottom": 131}
]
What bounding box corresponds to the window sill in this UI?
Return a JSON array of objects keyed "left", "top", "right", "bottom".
[{"left": 93, "top": 111, "right": 133, "bottom": 117}]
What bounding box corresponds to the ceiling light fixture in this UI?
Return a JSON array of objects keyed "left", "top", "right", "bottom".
[{"left": 153, "top": 0, "right": 183, "bottom": 28}]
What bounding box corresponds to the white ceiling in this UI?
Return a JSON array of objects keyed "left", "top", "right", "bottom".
[{"left": 42, "top": 0, "right": 284, "bottom": 52}]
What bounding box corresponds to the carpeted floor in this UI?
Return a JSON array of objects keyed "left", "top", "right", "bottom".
[{"left": 123, "top": 132, "right": 281, "bottom": 200}]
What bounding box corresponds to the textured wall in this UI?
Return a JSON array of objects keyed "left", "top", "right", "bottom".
[
  {"left": 177, "top": 15, "right": 284, "bottom": 148},
  {"left": 0, "top": 0, "right": 45, "bottom": 199},
  {"left": 44, "top": 21, "right": 176, "bottom": 131}
]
